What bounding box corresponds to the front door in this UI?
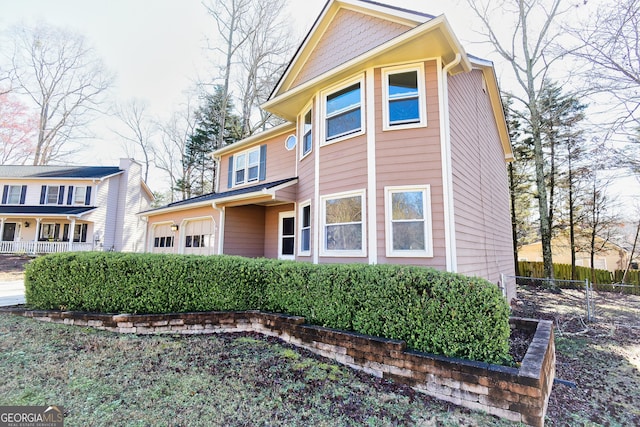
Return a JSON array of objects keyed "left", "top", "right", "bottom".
[
  {"left": 278, "top": 212, "right": 295, "bottom": 260},
  {"left": 2, "top": 223, "right": 16, "bottom": 241}
]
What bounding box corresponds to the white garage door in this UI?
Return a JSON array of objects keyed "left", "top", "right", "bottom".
[
  {"left": 151, "top": 223, "right": 176, "bottom": 254},
  {"left": 183, "top": 218, "right": 215, "bottom": 255}
]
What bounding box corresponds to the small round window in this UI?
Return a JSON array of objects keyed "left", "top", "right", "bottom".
[{"left": 285, "top": 135, "right": 297, "bottom": 151}]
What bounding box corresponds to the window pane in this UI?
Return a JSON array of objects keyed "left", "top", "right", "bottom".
[
  {"left": 389, "top": 98, "right": 419, "bottom": 124},
  {"left": 248, "top": 150, "right": 259, "bottom": 165},
  {"left": 302, "top": 205, "right": 311, "bottom": 227},
  {"left": 392, "top": 191, "right": 424, "bottom": 220},
  {"left": 185, "top": 236, "right": 192, "bottom": 247},
  {"left": 47, "top": 186, "right": 59, "bottom": 204},
  {"left": 327, "top": 109, "right": 361, "bottom": 139},
  {"left": 154, "top": 237, "right": 160, "bottom": 247},
  {"left": 159, "top": 237, "right": 166, "bottom": 247},
  {"left": 283, "top": 217, "right": 295, "bottom": 235},
  {"left": 392, "top": 221, "right": 425, "bottom": 250},
  {"left": 74, "top": 187, "right": 86, "bottom": 204},
  {"left": 326, "top": 196, "right": 361, "bottom": 224},
  {"left": 303, "top": 110, "right": 312, "bottom": 154},
  {"left": 326, "top": 224, "right": 362, "bottom": 250},
  {"left": 7, "top": 186, "right": 21, "bottom": 204},
  {"left": 301, "top": 229, "right": 310, "bottom": 252},
  {"left": 235, "top": 169, "right": 245, "bottom": 184},
  {"left": 327, "top": 83, "right": 360, "bottom": 115},
  {"left": 389, "top": 71, "right": 418, "bottom": 98},
  {"left": 282, "top": 237, "right": 295, "bottom": 255},
  {"left": 248, "top": 166, "right": 258, "bottom": 182}
]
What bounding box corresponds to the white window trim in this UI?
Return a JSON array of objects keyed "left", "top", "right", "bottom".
[
  {"left": 74, "top": 186, "right": 87, "bottom": 205},
  {"left": 298, "top": 201, "right": 311, "bottom": 256},
  {"left": 46, "top": 186, "right": 59, "bottom": 205},
  {"left": 233, "top": 146, "right": 261, "bottom": 187},
  {"left": 320, "top": 189, "right": 367, "bottom": 258},
  {"left": 382, "top": 63, "right": 427, "bottom": 132},
  {"left": 278, "top": 211, "right": 296, "bottom": 260},
  {"left": 321, "top": 76, "right": 365, "bottom": 146},
  {"left": 384, "top": 185, "right": 433, "bottom": 258},
  {"left": 300, "top": 105, "right": 313, "bottom": 160},
  {"left": 6, "top": 185, "right": 22, "bottom": 205}
]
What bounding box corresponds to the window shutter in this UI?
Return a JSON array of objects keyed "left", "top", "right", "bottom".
[
  {"left": 81, "top": 224, "right": 88, "bottom": 242},
  {"left": 85, "top": 186, "right": 92, "bottom": 205},
  {"left": 1, "top": 186, "right": 7, "bottom": 204},
  {"left": 40, "top": 186, "right": 47, "bottom": 204},
  {"left": 63, "top": 224, "right": 69, "bottom": 241},
  {"left": 67, "top": 185, "right": 74, "bottom": 205},
  {"left": 19, "top": 186, "right": 27, "bottom": 204},
  {"left": 54, "top": 223, "right": 61, "bottom": 239},
  {"left": 227, "top": 156, "right": 234, "bottom": 189},
  {"left": 57, "top": 186, "right": 65, "bottom": 204},
  {"left": 259, "top": 145, "right": 267, "bottom": 181}
]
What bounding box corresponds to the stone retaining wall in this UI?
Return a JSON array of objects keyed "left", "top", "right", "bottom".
[{"left": 4, "top": 308, "right": 554, "bottom": 426}]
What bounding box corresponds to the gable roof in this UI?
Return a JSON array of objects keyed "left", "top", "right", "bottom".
[
  {"left": 263, "top": 1, "right": 471, "bottom": 121},
  {"left": 0, "top": 165, "right": 123, "bottom": 180}
]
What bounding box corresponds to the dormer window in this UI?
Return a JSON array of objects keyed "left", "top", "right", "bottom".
[{"left": 383, "top": 64, "right": 427, "bottom": 131}]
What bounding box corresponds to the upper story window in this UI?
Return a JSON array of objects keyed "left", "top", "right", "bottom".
[
  {"left": 2, "top": 185, "right": 26, "bottom": 205},
  {"left": 302, "top": 109, "right": 312, "bottom": 157},
  {"left": 227, "top": 145, "right": 267, "bottom": 188},
  {"left": 74, "top": 186, "right": 87, "bottom": 205},
  {"left": 324, "top": 79, "right": 364, "bottom": 143},
  {"left": 46, "top": 186, "right": 60, "bottom": 204},
  {"left": 382, "top": 64, "right": 427, "bottom": 131}
]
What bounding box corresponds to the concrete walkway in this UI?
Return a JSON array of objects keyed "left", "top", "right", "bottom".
[{"left": 0, "top": 280, "right": 25, "bottom": 307}]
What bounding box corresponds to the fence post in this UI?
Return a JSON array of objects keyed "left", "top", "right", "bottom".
[
  {"left": 500, "top": 273, "right": 506, "bottom": 298},
  {"left": 585, "top": 279, "right": 592, "bottom": 322}
]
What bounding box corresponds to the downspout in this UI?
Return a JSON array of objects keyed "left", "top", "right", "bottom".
[{"left": 440, "top": 53, "right": 462, "bottom": 273}]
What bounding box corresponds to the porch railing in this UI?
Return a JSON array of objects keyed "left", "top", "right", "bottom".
[{"left": 0, "top": 241, "right": 94, "bottom": 254}]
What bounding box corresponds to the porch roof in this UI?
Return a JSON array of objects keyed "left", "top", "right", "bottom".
[
  {"left": 0, "top": 205, "right": 96, "bottom": 217},
  {"left": 140, "top": 177, "right": 298, "bottom": 216}
]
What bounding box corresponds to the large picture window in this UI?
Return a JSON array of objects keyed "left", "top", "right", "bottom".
[
  {"left": 382, "top": 65, "right": 427, "bottom": 130},
  {"left": 321, "top": 191, "right": 366, "bottom": 257},
  {"left": 385, "top": 185, "right": 432, "bottom": 257},
  {"left": 324, "top": 80, "right": 363, "bottom": 142}
]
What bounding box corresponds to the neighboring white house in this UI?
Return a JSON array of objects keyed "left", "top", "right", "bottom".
[{"left": 0, "top": 158, "right": 153, "bottom": 254}]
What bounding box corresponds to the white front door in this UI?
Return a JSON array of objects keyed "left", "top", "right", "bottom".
[{"left": 278, "top": 211, "right": 295, "bottom": 260}]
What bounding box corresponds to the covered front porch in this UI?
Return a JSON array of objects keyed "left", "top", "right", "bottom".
[{"left": 0, "top": 206, "right": 96, "bottom": 254}]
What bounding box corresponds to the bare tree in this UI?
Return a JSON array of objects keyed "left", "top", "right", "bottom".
[
  {"left": 7, "top": 22, "right": 113, "bottom": 165},
  {"left": 466, "top": 0, "right": 567, "bottom": 283},
  {"left": 202, "top": 0, "right": 293, "bottom": 139},
  {"left": 566, "top": 0, "right": 640, "bottom": 135},
  {"left": 153, "top": 101, "right": 197, "bottom": 202},
  {"left": 112, "top": 99, "right": 155, "bottom": 182}
]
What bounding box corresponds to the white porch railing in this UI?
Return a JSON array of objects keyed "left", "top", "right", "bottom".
[{"left": 0, "top": 241, "right": 94, "bottom": 254}]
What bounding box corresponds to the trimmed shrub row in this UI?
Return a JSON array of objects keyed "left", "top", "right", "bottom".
[
  {"left": 25, "top": 252, "right": 511, "bottom": 364},
  {"left": 518, "top": 261, "right": 640, "bottom": 295}
]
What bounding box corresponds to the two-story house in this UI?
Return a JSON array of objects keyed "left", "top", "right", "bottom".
[
  {"left": 0, "top": 158, "right": 153, "bottom": 254},
  {"left": 139, "top": 0, "right": 516, "bottom": 302}
]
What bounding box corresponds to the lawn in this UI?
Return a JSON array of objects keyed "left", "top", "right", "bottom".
[{"left": 0, "top": 313, "right": 512, "bottom": 427}]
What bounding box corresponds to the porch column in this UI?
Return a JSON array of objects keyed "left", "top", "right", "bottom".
[
  {"left": 68, "top": 218, "right": 76, "bottom": 251},
  {"left": 0, "top": 218, "right": 4, "bottom": 240},
  {"left": 33, "top": 218, "right": 42, "bottom": 254}
]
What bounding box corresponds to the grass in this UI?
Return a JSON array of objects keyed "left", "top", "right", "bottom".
[{"left": 0, "top": 313, "right": 514, "bottom": 427}]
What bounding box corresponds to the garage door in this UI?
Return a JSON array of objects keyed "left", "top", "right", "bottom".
[
  {"left": 151, "top": 223, "right": 176, "bottom": 254},
  {"left": 183, "top": 218, "right": 215, "bottom": 255}
]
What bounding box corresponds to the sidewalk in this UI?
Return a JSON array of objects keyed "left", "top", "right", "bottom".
[{"left": 0, "top": 280, "right": 25, "bottom": 307}]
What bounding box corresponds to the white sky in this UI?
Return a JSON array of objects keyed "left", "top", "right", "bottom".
[{"left": 1, "top": 0, "right": 637, "bottom": 215}]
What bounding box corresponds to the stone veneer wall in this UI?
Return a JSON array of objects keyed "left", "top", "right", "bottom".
[{"left": 4, "top": 309, "right": 554, "bottom": 426}]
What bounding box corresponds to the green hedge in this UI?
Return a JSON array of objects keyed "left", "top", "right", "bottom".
[{"left": 25, "top": 252, "right": 511, "bottom": 364}]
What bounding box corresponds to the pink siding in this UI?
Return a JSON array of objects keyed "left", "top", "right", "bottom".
[
  {"left": 449, "top": 70, "right": 515, "bottom": 298},
  {"left": 318, "top": 135, "right": 368, "bottom": 194},
  {"left": 224, "top": 205, "right": 265, "bottom": 257},
  {"left": 218, "top": 131, "right": 296, "bottom": 191},
  {"left": 293, "top": 9, "right": 411, "bottom": 88},
  {"left": 374, "top": 61, "right": 447, "bottom": 268},
  {"left": 264, "top": 204, "right": 295, "bottom": 259}
]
